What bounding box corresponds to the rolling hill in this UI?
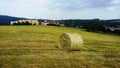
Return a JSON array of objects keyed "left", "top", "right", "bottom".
[
  {"left": 0, "top": 26, "right": 119, "bottom": 68},
  {"left": 0, "top": 15, "right": 27, "bottom": 23}
]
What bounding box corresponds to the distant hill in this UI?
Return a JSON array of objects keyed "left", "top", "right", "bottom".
[{"left": 0, "top": 15, "right": 27, "bottom": 23}]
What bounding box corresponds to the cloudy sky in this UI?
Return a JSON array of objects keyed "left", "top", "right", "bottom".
[{"left": 0, "top": 0, "right": 120, "bottom": 19}]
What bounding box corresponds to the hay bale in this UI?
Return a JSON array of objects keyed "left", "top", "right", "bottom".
[{"left": 59, "top": 33, "right": 83, "bottom": 51}]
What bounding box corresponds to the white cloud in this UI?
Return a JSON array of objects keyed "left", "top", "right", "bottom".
[
  {"left": 111, "top": 0, "right": 120, "bottom": 4},
  {"left": 0, "top": 0, "right": 55, "bottom": 18},
  {"left": 107, "top": 6, "right": 116, "bottom": 10},
  {"left": 107, "top": 0, "right": 120, "bottom": 10},
  {"left": 107, "top": 5, "right": 120, "bottom": 10},
  {"left": 52, "top": 0, "right": 114, "bottom": 10},
  {"left": 5, "top": 0, "right": 53, "bottom": 9},
  {"left": 0, "top": 0, "right": 120, "bottom": 19}
]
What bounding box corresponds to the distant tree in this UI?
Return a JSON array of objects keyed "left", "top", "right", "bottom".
[
  {"left": 13, "top": 23, "right": 18, "bottom": 25},
  {"left": 17, "top": 21, "right": 20, "bottom": 25},
  {"left": 24, "top": 21, "right": 32, "bottom": 25},
  {"left": 33, "top": 23, "right": 36, "bottom": 25},
  {"left": 59, "top": 20, "right": 65, "bottom": 24}
]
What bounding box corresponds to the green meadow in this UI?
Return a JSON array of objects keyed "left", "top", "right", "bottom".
[{"left": 0, "top": 26, "right": 120, "bottom": 68}]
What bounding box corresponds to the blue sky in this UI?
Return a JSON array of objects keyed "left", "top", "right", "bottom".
[{"left": 0, "top": 0, "right": 120, "bottom": 19}]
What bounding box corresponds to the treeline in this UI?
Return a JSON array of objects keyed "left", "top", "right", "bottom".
[
  {"left": 60, "top": 19, "right": 120, "bottom": 35},
  {"left": 0, "top": 21, "right": 10, "bottom": 25},
  {"left": 12, "top": 21, "right": 32, "bottom": 25}
]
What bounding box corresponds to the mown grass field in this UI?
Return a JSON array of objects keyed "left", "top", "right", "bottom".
[{"left": 0, "top": 26, "right": 120, "bottom": 68}]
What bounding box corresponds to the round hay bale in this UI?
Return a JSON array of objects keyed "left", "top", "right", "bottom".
[{"left": 59, "top": 33, "right": 83, "bottom": 51}]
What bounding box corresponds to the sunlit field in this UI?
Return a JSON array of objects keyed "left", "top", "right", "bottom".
[{"left": 0, "top": 26, "right": 120, "bottom": 68}]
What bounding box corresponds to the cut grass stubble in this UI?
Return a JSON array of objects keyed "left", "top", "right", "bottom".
[{"left": 0, "top": 26, "right": 120, "bottom": 68}]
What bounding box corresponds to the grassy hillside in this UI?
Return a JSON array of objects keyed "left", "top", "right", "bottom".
[{"left": 0, "top": 26, "right": 120, "bottom": 68}]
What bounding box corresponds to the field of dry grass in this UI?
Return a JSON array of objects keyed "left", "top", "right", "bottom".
[{"left": 0, "top": 26, "right": 120, "bottom": 68}]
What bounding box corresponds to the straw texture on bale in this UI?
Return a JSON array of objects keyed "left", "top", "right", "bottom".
[{"left": 59, "top": 33, "right": 83, "bottom": 51}]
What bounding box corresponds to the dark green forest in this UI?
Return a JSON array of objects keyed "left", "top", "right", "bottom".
[
  {"left": 59, "top": 19, "right": 120, "bottom": 35},
  {"left": 0, "top": 21, "right": 10, "bottom": 25}
]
